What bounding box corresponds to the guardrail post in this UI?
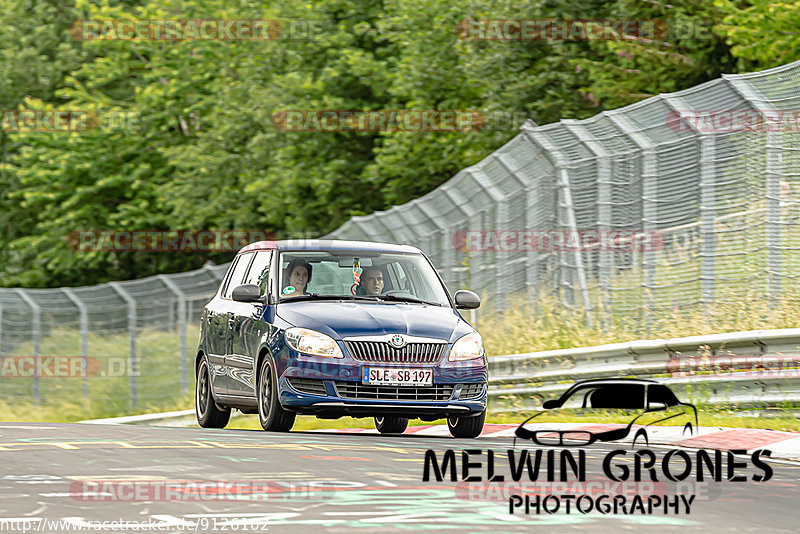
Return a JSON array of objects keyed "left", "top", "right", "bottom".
[
  {"left": 14, "top": 290, "right": 40, "bottom": 404},
  {"left": 62, "top": 288, "right": 89, "bottom": 400},
  {"left": 109, "top": 283, "right": 137, "bottom": 409},
  {"left": 159, "top": 275, "right": 188, "bottom": 395}
]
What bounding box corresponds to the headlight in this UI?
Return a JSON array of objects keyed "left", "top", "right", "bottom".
[
  {"left": 285, "top": 328, "right": 343, "bottom": 358},
  {"left": 448, "top": 331, "right": 484, "bottom": 361}
]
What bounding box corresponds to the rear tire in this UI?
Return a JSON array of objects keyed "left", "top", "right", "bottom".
[
  {"left": 257, "top": 355, "right": 295, "bottom": 432},
  {"left": 374, "top": 416, "right": 408, "bottom": 434},
  {"left": 196, "top": 359, "right": 230, "bottom": 428},
  {"left": 447, "top": 411, "right": 485, "bottom": 438}
]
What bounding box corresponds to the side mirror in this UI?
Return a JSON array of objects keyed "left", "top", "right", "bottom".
[
  {"left": 454, "top": 290, "right": 481, "bottom": 309},
  {"left": 231, "top": 284, "right": 264, "bottom": 303},
  {"left": 647, "top": 401, "right": 668, "bottom": 412},
  {"left": 542, "top": 399, "right": 560, "bottom": 410}
]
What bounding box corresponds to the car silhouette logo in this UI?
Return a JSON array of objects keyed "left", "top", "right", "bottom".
[
  {"left": 513, "top": 378, "right": 698, "bottom": 449},
  {"left": 389, "top": 334, "right": 407, "bottom": 349}
]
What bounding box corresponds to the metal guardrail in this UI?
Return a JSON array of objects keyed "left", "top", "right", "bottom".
[
  {"left": 79, "top": 328, "right": 800, "bottom": 425},
  {"left": 488, "top": 329, "right": 800, "bottom": 411}
]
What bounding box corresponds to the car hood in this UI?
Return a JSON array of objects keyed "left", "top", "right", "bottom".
[{"left": 276, "top": 301, "right": 473, "bottom": 342}]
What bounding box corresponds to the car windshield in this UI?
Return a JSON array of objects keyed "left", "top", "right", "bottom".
[{"left": 278, "top": 250, "right": 451, "bottom": 306}]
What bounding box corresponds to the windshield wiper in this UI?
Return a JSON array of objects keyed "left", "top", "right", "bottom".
[
  {"left": 281, "top": 294, "right": 379, "bottom": 302},
  {"left": 373, "top": 294, "right": 443, "bottom": 306},
  {"left": 280, "top": 293, "right": 346, "bottom": 302}
]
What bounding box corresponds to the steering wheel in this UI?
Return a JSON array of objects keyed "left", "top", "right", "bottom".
[{"left": 382, "top": 290, "right": 406, "bottom": 296}]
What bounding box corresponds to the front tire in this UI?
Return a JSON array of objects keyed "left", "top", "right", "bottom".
[
  {"left": 632, "top": 428, "right": 649, "bottom": 448},
  {"left": 447, "top": 411, "right": 485, "bottom": 438},
  {"left": 196, "top": 359, "right": 230, "bottom": 428},
  {"left": 375, "top": 416, "right": 408, "bottom": 434},
  {"left": 257, "top": 355, "right": 295, "bottom": 432}
]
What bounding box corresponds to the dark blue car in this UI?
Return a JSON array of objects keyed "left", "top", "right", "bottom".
[{"left": 195, "top": 239, "right": 487, "bottom": 437}]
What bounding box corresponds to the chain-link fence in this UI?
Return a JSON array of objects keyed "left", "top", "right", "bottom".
[
  {"left": 0, "top": 263, "right": 228, "bottom": 408},
  {"left": 3, "top": 61, "right": 800, "bottom": 410},
  {"left": 324, "top": 60, "right": 800, "bottom": 326}
]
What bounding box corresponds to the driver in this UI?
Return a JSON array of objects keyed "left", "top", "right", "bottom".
[{"left": 361, "top": 267, "right": 384, "bottom": 296}]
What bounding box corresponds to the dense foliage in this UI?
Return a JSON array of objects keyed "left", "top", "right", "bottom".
[{"left": 0, "top": 0, "right": 794, "bottom": 287}]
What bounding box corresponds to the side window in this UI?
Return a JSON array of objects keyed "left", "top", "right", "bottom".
[
  {"left": 223, "top": 253, "right": 254, "bottom": 299},
  {"left": 563, "top": 389, "right": 593, "bottom": 409},
  {"left": 243, "top": 251, "right": 272, "bottom": 294},
  {"left": 219, "top": 256, "right": 240, "bottom": 296},
  {"left": 648, "top": 385, "right": 680, "bottom": 407}
]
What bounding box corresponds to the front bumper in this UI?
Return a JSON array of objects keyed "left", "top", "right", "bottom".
[
  {"left": 279, "top": 377, "right": 487, "bottom": 418},
  {"left": 274, "top": 338, "right": 488, "bottom": 419}
]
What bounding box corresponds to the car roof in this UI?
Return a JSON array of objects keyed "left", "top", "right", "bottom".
[{"left": 238, "top": 239, "right": 422, "bottom": 255}]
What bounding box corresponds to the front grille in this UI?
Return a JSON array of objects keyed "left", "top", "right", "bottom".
[
  {"left": 333, "top": 382, "right": 454, "bottom": 402},
  {"left": 287, "top": 378, "right": 327, "bottom": 396},
  {"left": 344, "top": 340, "right": 447, "bottom": 363},
  {"left": 460, "top": 382, "right": 485, "bottom": 399}
]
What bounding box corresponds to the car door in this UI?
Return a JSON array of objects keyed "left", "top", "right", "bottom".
[
  {"left": 226, "top": 249, "right": 272, "bottom": 397},
  {"left": 215, "top": 252, "right": 254, "bottom": 395},
  {"left": 204, "top": 256, "right": 242, "bottom": 395}
]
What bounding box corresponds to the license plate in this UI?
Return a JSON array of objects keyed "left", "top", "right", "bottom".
[{"left": 362, "top": 367, "right": 433, "bottom": 386}]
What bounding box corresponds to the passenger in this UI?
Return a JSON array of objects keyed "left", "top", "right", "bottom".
[
  {"left": 283, "top": 259, "right": 312, "bottom": 295},
  {"left": 361, "top": 267, "right": 385, "bottom": 296}
]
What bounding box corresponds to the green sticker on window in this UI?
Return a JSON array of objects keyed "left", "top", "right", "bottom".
[{"left": 282, "top": 286, "right": 296, "bottom": 295}]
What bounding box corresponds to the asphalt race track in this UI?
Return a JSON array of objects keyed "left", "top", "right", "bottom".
[{"left": 0, "top": 422, "right": 799, "bottom": 533}]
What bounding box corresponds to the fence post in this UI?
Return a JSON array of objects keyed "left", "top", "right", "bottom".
[
  {"left": 14, "top": 289, "right": 40, "bottom": 404},
  {"left": 62, "top": 288, "right": 89, "bottom": 400},
  {"left": 467, "top": 167, "right": 510, "bottom": 312},
  {"left": 565, "top": 121, "right": 612, "bottom": 323},
  {"left": 723, "top": 75, "right": 785, "bottom": 300},
  {"left": 764, "top": 128, "right": 783, "bottom": 299},
  {"left": 663, "top": 95, "right": 713, "bottom": 310},
  {"left": 441, "top": 186, "right": 479, "bottom": 290},
  {"left": 203, "top": 261, "right": 226, "bottom": 281},
  {"left": 524, "top": 127, "right": 593, "bottom": 327},
  {"left": 699, "top": 135, "right": 717, "bottom": 307},
  {"left": 607, "top": 112, "right": 658, "bottom": 330},
  {"left": 109, "top": 283, "right": 137, "bottom": 409},
  {"left": 159, "top": 275, "right": 188, "bottom": 395}
]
